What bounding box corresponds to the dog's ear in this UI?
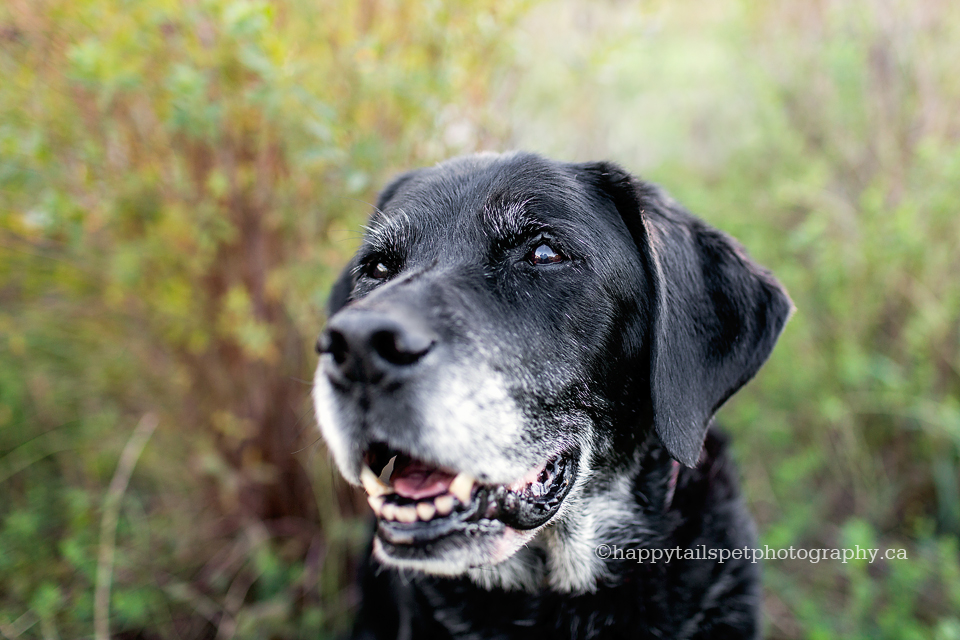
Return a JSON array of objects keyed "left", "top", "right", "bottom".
[
  {"left": 576, "top": 162, "right": 793, "bottom": 467},
  {"left": 327, "top": 170, "right": 419, "bottom": 316}
]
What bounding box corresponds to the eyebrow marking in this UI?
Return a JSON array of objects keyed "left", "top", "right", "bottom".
[
  {"left": 362, "top": 207, "right": 413, "bottom": 256},
  {"left": 482, "top": 196, "right": 546, "bottom": 242}
]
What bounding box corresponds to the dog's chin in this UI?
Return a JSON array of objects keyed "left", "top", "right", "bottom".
[
  {"left": 373, "top": 523, "right": 537, "bottom": 576},
  {"left": 357, "top": 444, "right": 579, "bottom": 577}
]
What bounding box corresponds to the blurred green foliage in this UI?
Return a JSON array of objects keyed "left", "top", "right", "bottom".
[{"left": 1, "top": 0, "right": 959, "bottom": 638}]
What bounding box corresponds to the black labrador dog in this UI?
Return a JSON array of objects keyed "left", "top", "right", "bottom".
[{"left": 313, "top": 152, "right": 791, "bottom": 639}]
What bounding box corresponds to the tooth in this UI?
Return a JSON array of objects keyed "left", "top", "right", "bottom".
[
  {"left": 416, "top": 501, "right": 436, "bottom": 521},
  {"left": 360, "top": 466, "right": 392, "bottom": 497},
  {"left": 435, "top": 494, "right": 454, "bottom": 516},
  {"left": 380, "top": 455, "right": 397, "bottom": 483},
  {"left": 449, "top": 472, "right": 475, "bottom": 504},
  {"left": 381, "top": 502, "right": 398, "bottom": 521},
  {"left": 395, "top": 505, "right": 418, "bottom": 523},
  {"left": 367, "top": 495, "right": 384, "bottom": 516}
]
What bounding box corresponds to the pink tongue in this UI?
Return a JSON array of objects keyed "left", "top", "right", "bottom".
[{"left": 391, "top": 459, "right": 456, "bottom": 500}]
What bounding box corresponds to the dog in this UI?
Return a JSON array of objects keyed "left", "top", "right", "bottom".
[{"left": 313, "top": 152, "right": 792, "bottom": 639}]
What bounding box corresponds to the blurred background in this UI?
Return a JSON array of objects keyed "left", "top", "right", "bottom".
[{"left": 1, "top": 0, "right": 959, "bottom": 637}]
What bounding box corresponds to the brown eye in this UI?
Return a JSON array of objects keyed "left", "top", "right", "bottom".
[
  {"left": 368, "top": 261, "right": 391, "bottom": 279},
  {"left": 530, "top": 243, "right": 563, "bottom": 265}
]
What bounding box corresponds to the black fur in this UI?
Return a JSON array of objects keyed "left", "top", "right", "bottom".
[{"left": 314, "top": 152, "right": 792, "bottom": 639}]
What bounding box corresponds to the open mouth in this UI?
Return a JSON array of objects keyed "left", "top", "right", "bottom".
[{"left": 359, "top": 442, "right": 578, "bottom": 547}]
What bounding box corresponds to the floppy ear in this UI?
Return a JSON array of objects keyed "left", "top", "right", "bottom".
[
  {"left": 327, "top": 170, "right": 419, "bottom": 316},
  {"left": 577, "top": 162, "right": 793, "bottom": 467}
]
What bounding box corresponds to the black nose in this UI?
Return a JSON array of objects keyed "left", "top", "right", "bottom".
[{"left": 318, "top": 309, "right": 436, "bottom": 382}]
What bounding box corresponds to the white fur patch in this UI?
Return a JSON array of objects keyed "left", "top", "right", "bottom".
[
  {"left": 312, "top": 364, "right": 359, "bottom": 483},
  {"left": 417, "top": 365, "right": 531, "bottom": 483}
]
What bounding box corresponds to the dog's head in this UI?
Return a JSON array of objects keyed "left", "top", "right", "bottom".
[{"left": 313, "top": 152, "right": 791, "bottom": 589}]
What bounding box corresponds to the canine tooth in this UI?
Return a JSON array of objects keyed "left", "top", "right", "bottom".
[
  {"left": 416, "top": 501, "right": 436, "bottom": 521},
  {"left": 360, "top": 465, "right": 392, "bottom": 497},
  {"left": 380, "top": 455, "right": 397, "bottom": 483},
  {"left": 367, "top": 495, "right": 385, "bottom": 516},
  {"left": 395, "top": 505, "right": 418, "bottom": 523},
  {"left": 381, "top": 502, "right": 398, "bottom": 521},
  {"left": 449, "top": 472, "right": 475, "bottom": 504},
  {"left": 434, "top": 494, "right": 454, "bottom": 516}
]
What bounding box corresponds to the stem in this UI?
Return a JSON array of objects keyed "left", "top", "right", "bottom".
[{"left": 94, "top": 413, "right": 159, "bottom": 640}]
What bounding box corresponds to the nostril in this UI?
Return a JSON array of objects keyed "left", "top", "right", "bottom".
[
  {"left": 370, "top": 329, "right": 434, "bottom": 366},
  {"left": 327, "top": 329, "right": 350, "bottom": 366}
]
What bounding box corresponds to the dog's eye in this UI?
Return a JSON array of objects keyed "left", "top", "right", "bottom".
[
  {"left": 366, "top": 261, "right": 392, "bottom": 280},
  {"left": 529, "top": 243, "right": 564, "bottom": 266}
]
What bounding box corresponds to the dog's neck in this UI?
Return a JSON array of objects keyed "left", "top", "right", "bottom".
[{"left": 465, "top": 436, "right": 678, "bottom": 594}]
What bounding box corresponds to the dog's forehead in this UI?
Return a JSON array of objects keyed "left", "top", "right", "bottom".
[{"left": 366, "top": 154, "right": 608, "bottom": 252}]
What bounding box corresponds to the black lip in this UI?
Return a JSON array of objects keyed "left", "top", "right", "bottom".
[
  {"left": 497, "top": 452, "right": 578, "bottom": 529},
  {"left": 376, "top": 449, "right": 579, "bottom": 548}
]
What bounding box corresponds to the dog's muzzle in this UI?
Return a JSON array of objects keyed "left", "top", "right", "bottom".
[{"left": 316, "top": 307, "right": 580, "bottom": 550}]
